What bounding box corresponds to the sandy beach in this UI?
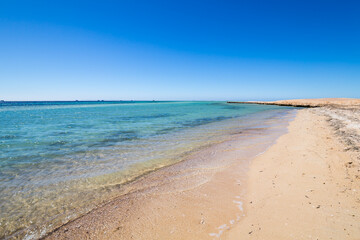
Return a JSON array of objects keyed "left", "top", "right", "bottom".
[
  {"left": 44, "top": 99, "right": 360, "bottom": 240},
  {"left": 225, "top": 107, "right": 360, "bottom": 239},
  {"left": 3, "top": 1, "right": 360, "bottom": 238}
]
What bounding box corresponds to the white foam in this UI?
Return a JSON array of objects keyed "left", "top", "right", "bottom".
[
  {"left": 233, "top": 200, "right": 243, "bottom": 211},
  {"left": 218, "top": 224, "right": 228, "bottom": 229},
  {"left": 209, "top": 224, "right": 229, "bottom": 238},
  {"left": 209, "top": 231, "right": 223, "bottom": 238}
]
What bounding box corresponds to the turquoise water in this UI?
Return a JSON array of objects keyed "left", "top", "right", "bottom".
[{"left": 0, "top": 101, "right": 292, "bottom": 239}]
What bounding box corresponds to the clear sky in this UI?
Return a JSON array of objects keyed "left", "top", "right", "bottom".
[{"left": 1, "top": 0, "right": 359, "bottom": 101}]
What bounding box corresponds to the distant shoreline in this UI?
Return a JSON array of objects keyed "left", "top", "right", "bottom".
[
  {"left": 227, "top": 101, "right": 312, "bottom": 107},
  {"left": 228, "top": 97, "right": 360, "bottom": 108}
]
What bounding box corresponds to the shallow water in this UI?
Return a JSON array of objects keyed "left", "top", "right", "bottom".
[{"left": 0, "top": 101, "right": 293, "bottom": 239}]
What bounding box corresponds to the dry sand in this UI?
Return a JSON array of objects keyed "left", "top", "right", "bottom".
[
  {"left": 272, "top": 98, "right": 360, "bottom": 108},
  {"left": 225, "top": 108, "right": 360, "bottom": 240}
]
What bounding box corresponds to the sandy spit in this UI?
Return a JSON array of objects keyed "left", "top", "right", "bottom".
[{"left": 229, "top": 97, "right": 360, "bottom": 108}]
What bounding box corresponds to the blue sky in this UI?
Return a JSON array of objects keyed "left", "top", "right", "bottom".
[{"left": 1, "top": 0, "right": 359, "bottom": 101}]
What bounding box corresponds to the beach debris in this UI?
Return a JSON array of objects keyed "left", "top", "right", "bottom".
[{"left": 346, "top": 161, "right": 353, "bottom": 167}]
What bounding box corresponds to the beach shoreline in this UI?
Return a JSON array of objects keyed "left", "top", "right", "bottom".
[
  {"left": 44, "top": 109, "right": 296, "bottom": 240},
  {"left": 1, "top": 102, "right": 293, "bottom": 239}
]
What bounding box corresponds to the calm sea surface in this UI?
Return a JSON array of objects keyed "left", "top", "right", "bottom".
[{"left": 0, "top": 101, "right": 293, "bottom": 239}]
